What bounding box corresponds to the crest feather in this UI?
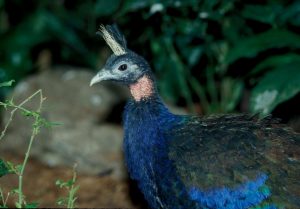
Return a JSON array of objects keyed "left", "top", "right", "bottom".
[{"left": 98, "top": 24, "right": 126, "bottom": 56}]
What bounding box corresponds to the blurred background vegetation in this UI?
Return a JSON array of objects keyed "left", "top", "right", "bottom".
[{"left": 0, "top": 0, "right": 299, "bottom": 119}]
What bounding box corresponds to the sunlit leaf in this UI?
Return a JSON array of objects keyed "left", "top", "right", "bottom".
[
  {"left": 0, "top": 80, "right": 15, "bottom": 88},
  {"left": 121, "top": 0, "right": 152, "bottom": 14},
  {"left": 250, "top": 64, "right": 300, "bottom": 115}
]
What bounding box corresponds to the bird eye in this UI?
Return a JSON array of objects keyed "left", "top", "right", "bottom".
[{"left": 118, "top": 64, "right": 127, "bottom": 71}]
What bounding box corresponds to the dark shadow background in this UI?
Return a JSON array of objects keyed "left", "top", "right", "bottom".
[{"left": 0, "top": 0, "right": 299, "bottom": 117}]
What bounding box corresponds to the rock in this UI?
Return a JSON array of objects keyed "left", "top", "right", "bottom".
[
  {"left": 0, "top": 67, "right": 129, "bottom": 179},
  {"left": 43, "top": 122, "right": 126, "bottom": 179}
]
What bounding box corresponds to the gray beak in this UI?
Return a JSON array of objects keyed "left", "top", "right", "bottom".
[{"left": 90, "top": 69, "right": 111, "bottom": 86}]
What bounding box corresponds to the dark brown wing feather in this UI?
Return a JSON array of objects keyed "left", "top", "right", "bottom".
[{"left": 168, "top": 114, "right": 300, "bottom": 207}]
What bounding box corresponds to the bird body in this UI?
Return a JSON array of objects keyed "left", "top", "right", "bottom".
[
  {"left": 123, "top": 86, "right": 195, "bottom": 209},
  {"left": 90, "top": 25, "right": 300, "bottom": 209}
]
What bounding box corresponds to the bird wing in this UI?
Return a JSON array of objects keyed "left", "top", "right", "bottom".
[{"left": 167, "top": 114, "right": 300, "bottom": 208}]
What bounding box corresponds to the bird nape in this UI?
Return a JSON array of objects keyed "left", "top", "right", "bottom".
[{"left": 90, "top": 24, "right": 300, "bottom": 209}]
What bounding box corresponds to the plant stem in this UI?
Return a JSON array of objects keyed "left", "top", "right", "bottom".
[
  {"left": 0, "top": 182, "right": 10, "bottom": 207},
  {"left": 0, "top": 90, "right": 42, "bottom": 141},
  {"left": 17, "top": 126, "right": 39, "bottom": 208},
  {"left": 0, "top": 89, "right": 47, "bottom": 208},
  {"left": 0, "top": 187, "right": 5, "bottom": 207},
  {"left": 6, "top": 90, "right": 45, "bottom": 208},
  {"left": 67, "top": 166, "right": 78, "bottom": 209}
]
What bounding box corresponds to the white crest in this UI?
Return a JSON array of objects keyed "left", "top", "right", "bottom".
[{"left": 99, "top": 25, "right": 126, "bottom": 56}]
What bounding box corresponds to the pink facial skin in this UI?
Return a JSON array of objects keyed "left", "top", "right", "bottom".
[{"left": 129, "top": 75, "right": 154, "bottom": 101}]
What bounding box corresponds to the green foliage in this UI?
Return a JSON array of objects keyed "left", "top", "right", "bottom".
[
  {"left": 56, "top": 165, "right": 79, "bottom": 209},
  {"left": 224, "top": 29, "right": 300, "bottom": 64},
  {"left": 249, "top": 54, "right": 300, "bottom": 76},
  {"left": 0, "top": 80, "right": 14, "bottom": 88},
  {"left": 0, "top": 1, "right": 96, "bottom": 88},
  {"left": 0, "top": 187, "right": 9, "bottom": 208},
  {"left": 24, "top": 202, "right": 38, "bottom": 209},
  {"left": 250, "top": 65, "right": 300, "bottom": 114},
  {"left": 0, "top": 160, "right": 9, "bottom": 178},
  {"left": 0, "top": 84, "right": 73, "bottom": 208},
  {"left": 0, "top": 89, "right": 48, "bottom": 208},
  {"left": 1, "top": 0, "right": 300, "bottom": 114},
  {"left": 135, "top": 0, "right": 300, "bottom": 114}
]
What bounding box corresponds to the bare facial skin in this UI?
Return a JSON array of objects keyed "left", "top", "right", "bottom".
[{"left": 129, "top": 75, "right": 154, "bottom": 101}]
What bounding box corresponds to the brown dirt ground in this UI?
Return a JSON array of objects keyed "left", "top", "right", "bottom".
[{"left": 0, "top": 151, "right": 147, "bottom": 208}]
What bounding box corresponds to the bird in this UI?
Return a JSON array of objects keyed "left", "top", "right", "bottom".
[{"left": 90, "top": 24, "right": 300, "bottom": 209}]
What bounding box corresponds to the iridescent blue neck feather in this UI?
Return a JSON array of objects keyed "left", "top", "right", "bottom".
[{"left": 123, "top": 96, "right": 196, "bottom": 209}]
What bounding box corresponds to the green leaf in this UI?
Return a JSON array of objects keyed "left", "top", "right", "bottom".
[
  {"left": 241, "top": 4, "right": 282, "bottom": 24},
  {"left": 0, "top": 80, "right": 15, "bottom": 88},
  {"left": 0, "top": 159, "right": 10, "bottom": 177},
  {"left": 151, "top": 38, "right": 181, "bottom": 103},
  {"left": 250, "top": 54, "right": 300, "bottom": 75},
  {"left": 11, "top": 189, "right": 20, "bottom": 195},
  {"left": 44, "top": 121, "right": 64, "bottom": 128},
  {"left": 25, "top": 202, "right": 39, "bottom": 208},
  {"left": 55, "top": 179, "right": 72, "bottom": 188},
  {"left": 121, "top": 0, "right": 153, "bottom": 14},
  {"left": 250, "top": 64, "right": 300, "bottom": 115},
  {"left": 55, "top": 179, "right": 63, "bottom": 186},
  {"left": 94, "top": 0, "right": 122, "bottom": 16},
  {"left": 225, "top": 29, "right": 300, "bottom": 64},
  {"left": 278, "top": 1, "right": 300, "bottom": 26},
  {"left": 66, "top": 179, "right": 75, "bottom": 187},
  {"left": 5, "top": 161, "right": 18, "bottom": 174},
  {"left": 44, "top": 12, "right": 88, "bottom": 54},
  {"left": 15, "top": 202, "right": 21, "bottom": 208},
  {"left": 56, "top": 197, "right": 66, "bottom": 206},
  {"left": 21, "top": 110, "right": 34, "bottom": 117}
]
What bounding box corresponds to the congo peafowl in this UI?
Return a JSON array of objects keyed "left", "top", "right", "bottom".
[{"left": 90, "top": 25, "right": 300, "bottom": 209}]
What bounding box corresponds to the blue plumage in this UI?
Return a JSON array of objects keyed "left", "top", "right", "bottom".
[
  {"left": 123, "top": 97, "right": 195, "bottom": 209},
  {"left": 90, "top": 25, "right": 300, "bottom": 209},
  {"left": 189, "top": 174, "right": 272, "bottom": 209}
]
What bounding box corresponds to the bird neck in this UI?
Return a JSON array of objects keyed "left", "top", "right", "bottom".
[{"left": 129, "top": 74, "right": 157, "bottom": 102}]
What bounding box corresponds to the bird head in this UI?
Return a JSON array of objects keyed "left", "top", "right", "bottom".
[{"left": 90, "top": 25, "right": 152, "bottom": 87}]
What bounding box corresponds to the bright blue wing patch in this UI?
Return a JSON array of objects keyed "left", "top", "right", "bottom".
[{"left": 189, "top": 174, "right": 277, "bottom": 209}]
